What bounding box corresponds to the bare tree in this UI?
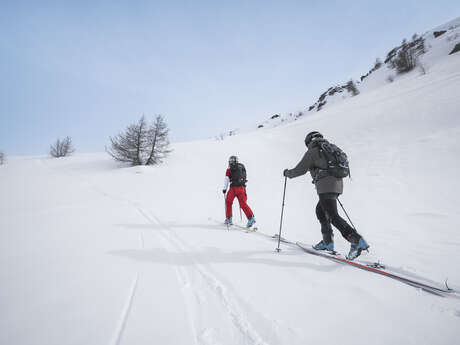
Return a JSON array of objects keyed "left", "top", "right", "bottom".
[
  {"left": 0, "top": 151, "right": 4, "bottom": 165},
  {"left": 50, "top": 136, "right": 75, "bottom": 158},
  {"left": 107, "top": 115, "right": 148, "bottom": 165},
  {"left": 390, "top": 36, "right": 425, "bottom": 74},
  {"left": 345, "top": 80, "right": 360, "bottom": 96},
  {"left": 107, "top": 115, "right": 171, "bottom": 166},
  {"left": 392, "top": 40, "right": 416, "bottom": 73},
  {"left": 145, "top": 115, "right": 171, "bottom": 166}
]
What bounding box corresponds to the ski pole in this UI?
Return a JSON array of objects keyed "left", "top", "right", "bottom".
[
  {"left": 224, "top": 193, "right": 229, "bottom": 231},
  {"left": 337, "top": 197, "right": 357, "bottom": 231},
  {"left": 239, "top": 206, "right": 242, "bottom": 221},
  {"left": 276, "top": 176, "right": 288, "bottom": 252}
]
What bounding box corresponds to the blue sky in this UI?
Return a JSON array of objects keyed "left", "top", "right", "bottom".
[{"left": 1, "top": 0, "right": 459, "bottom": 155}]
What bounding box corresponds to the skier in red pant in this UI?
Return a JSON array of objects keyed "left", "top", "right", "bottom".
[{"left": 222, "top": 156, "right": 256, "bottom": 227}]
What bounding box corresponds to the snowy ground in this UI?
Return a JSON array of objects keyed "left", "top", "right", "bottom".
[{"left": 1, "top": 42, "right": 460, "bottom": 345}]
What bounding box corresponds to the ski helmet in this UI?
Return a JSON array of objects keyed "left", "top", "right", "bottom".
[
  {"left": 228, "top": 155, "right": 238, "bottom": 166},
  {"left": 305, "top": 131, "right": 323, "bottom": 147}
]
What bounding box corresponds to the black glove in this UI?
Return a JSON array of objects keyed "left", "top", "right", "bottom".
[
  {"left": 222, "top": 189, "right": 227, "bottom": 194},
  {"left": 283, "top": 169, "right": 289, "bottom": 177}
]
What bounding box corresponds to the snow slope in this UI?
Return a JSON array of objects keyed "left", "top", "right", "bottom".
[
  {"left": 1, "top": 28, "right": 460, "bottom": 345},
  {"left": 255, "top": 17, "right": 460, "bottom": 129}
]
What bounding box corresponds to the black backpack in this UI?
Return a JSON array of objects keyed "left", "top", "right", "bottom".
[
  {"left": 230, "top": 163, "right": 247, "bottom": 187},
  {"left": 317, "top": 140, "right": 350, "bottom": 179}
]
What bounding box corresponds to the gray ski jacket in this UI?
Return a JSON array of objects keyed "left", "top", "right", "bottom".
[{"left": 285, "top": 139, "right": 343, "bottom": 195}]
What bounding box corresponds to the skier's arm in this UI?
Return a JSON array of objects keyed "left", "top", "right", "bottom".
[
  {"left": 223, "top": 169, "right": 231, "bottom": 192},
  {"left": 223, "top": 176, "right": 230, "bottom": 191},
  {"left": 285, "top": 152, "right": 312, "bottom": 178}
]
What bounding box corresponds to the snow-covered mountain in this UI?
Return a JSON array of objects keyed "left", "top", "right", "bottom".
[
  {"left": 256, "top": 16, "right": 460, "bottom": 129},
  {"left": 1, "top": 18, "right": 460, "bottom": 345}
]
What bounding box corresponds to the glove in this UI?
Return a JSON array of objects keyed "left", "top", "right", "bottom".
[
  {"left": 222, "top": 189, "right": 227, "bottom": 194},
  {"left": 283, "top": 169, "right": 289, "bottom": 177}
]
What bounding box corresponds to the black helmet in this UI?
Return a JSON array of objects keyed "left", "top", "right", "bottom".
[
  {"left": 228, "top": 155, "right": 238, "bottom": 166},
  {"left": 305, "top": 131, "right": 323, "bottom": 147}
]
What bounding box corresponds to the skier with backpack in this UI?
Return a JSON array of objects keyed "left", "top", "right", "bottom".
[
  {"left": 223, "top": 156, "right": 256, "bottom": 228},
  {"left": 283, "top": 131, "right": 369, "bottom": 260}
]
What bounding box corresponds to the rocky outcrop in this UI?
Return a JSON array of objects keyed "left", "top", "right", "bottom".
[
  {"left": 433, "top": 30, "right": 447, "bottom": 38},
  {"left": 449, "top": 43, "right": 460, "bottom": 55}
]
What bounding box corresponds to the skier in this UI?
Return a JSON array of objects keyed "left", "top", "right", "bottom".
[
  {"left": 283, "top": 131, "right": 369, "bottom": 260},
  {"left": 223, "top": 156, "right": 256, "bottom": 227}
]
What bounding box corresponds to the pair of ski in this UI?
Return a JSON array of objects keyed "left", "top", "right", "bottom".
[
  {"left": 211, "top": 218, "right": 456, "bottom": 297},
  {"left": 211, "top": 218, "right": 258, "bottom": 232},
  {"left": 274, "top": 234, "right": 456, "bottom": 298},
  {"left": 275, "top": 234, "right": 380, "bottom": 263}
]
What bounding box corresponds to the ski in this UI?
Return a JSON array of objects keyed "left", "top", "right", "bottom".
[
  {"left": 208, "top": 217, "right": 258, "bottom": 232},
  {"left": 272, "top": 234, "right": 294, "bottom": 244},
  {"left": 296, "top": 242, "right": 455, "bottom": 297},
  {"left": 232, "top": 223, "right": 258, "bottom": 232}
]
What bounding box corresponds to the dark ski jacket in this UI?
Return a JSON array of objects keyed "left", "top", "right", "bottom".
[{"left": 285, "top": 139, "right": 343, "bottom": 195}]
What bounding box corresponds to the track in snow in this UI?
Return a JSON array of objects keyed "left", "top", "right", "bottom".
[
  {"left": 111, "top": 274, "right": 139, "bottom": 345},
  {"left": 135, "top": 205, "right": 278, "bottom": 345}
]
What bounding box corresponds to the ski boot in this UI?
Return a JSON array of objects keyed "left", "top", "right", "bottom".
[
  {"left": 315, "top": 222, "right": 334, "bottom": 251},
  {"left": 224, "top": 216, "right": 233, "bottom": 225},
  {"left": 347, "top": 237, "right": 369, "bottom": 260},
  {"left": 246, "top": 215, "right": 256, "bottom": 228},
  {"left": 313, "top": 240, "right": 334, "bottom": 252}
]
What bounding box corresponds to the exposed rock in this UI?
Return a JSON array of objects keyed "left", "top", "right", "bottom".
[
  {"left": 318, "top": 92, "right": 327, "bottom": 102},
  {"left": 317, "top": 101, "right": 326, "bottom": 111},
  {"left": 433, "top": 30, "right": 447, "bottom": 38},
  {"left": 449, "top": 43, "right": 460, "bottom": 55},
  {"left": 361, "top": 59, "right": 382, "bottom": 82}
]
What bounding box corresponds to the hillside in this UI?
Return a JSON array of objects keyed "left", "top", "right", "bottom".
[
  {"left": 1, "top": 20, "right": 460, "bottom": 345},
  {"left": 255, "top": 16, "right": 460, "bottom": 130}
]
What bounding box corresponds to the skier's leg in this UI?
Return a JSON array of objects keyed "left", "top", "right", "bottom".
[
  {"left": 236, "top": 187, "right": 255, "bottom": 227},
  {"left": 236, "top": 187, "right": 253, "bottom": 218},
  {"left": 225, "top": 187, "right": 236, "bottom": 218},
  {"left": 315, "top": 200, "right": 333, "bottom": 244},
  {"left": 315, "top": 200, "right": 327, "bottom": 223},
  {"left": 319, "top": 193, "right": 358, "bottom": 242},
  {"left": 320, "top": 194, "right": 369, "bottom": 259}
]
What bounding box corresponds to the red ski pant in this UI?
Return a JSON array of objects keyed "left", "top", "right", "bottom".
[{"left": 225, "top": 186, "right": 254, "bottom": 219}]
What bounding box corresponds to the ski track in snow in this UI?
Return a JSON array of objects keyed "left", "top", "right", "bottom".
[
  {"left": 111, "top": 274, "right": 139, "bottom": 345},
  {"left": 134, "top": 205, "right": 275, "bottom": 345},
  {"left": 139, "top": 232, "right": 145, "bottom": 249},
  {"left": 46, "top": 155, "right": 277, "bottom": 345},
  {"left": 36, "top": 160, "right": 149, "bottom": 345}
]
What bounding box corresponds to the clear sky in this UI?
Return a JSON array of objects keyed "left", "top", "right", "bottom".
[{"left": 1, "top": 0, "right": 459, "bottom": 155}]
